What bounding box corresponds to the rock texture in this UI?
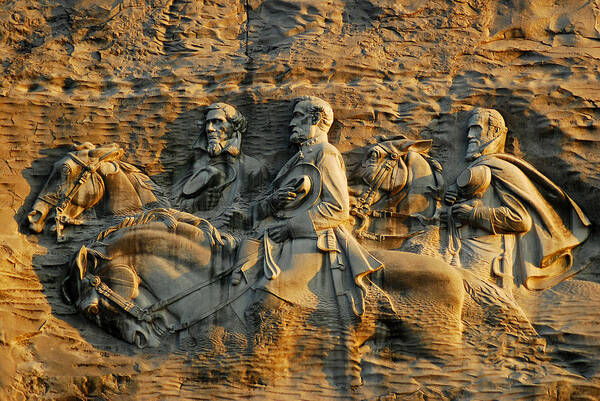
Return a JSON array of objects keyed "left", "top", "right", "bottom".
[{"left": 1, "top": 0, "right": 600, "bottom": 399}]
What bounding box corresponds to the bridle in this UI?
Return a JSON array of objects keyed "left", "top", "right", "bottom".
[
  {"left": 351, "top": 149, "right": 420, "bottom": 241},
  {"left": 83, "top": 262, "right": 245, "bottom": 336},
  {"left": 36, "top": 149, "right": 120, "bottom": 242},
  {"left": 350, "top": 148, "right": 443, "bottom": 242},
  {"left": 75, "top": 210, "right": 252, "bottom": 337},
  {"left": 353, "top": 150, "right": 404, "bottom": 215}
]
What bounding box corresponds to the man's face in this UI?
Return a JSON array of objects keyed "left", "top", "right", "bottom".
[
  {"left": 205, "top": 108, "right": 232, "bottom": 156},
  {"left": 465, "top": 122, "right": 485, "bottom": 161},
  {"left": 289, "top": 101, "right": 316, "bottom": 144},
  {"left": 465, "top": 112, "right": 503, "bottom": 161}
]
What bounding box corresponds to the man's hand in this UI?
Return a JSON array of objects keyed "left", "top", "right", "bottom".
[
  {"left": 268, "top": 185, "right": 297, "bottom": 211},
  {"left": 440, "top": 202, "right": 475, "bottom": 226},
  {"left": 269, "top": 223, "right": 291, "bottom": 242},
  {"left": 444, "top": 184, "right": 459, "bottom": 205},
  {"left": 223, "top": 209, "right": 250, "bottom": 229},
  {"left": 452, "top": 203, "right": 474, "bottom": 223}
]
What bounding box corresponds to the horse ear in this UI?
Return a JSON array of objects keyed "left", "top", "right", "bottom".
[
  {"left": 90, "top": 144, "right": 124, "bottom": 161},
  {"left": 105, "top": 148, "right": 124, "bottom": 161},
  {"left": 98, "top": 161, "right": 119, "bottom": 176},
  {"left": 74, "top": 246, "right": 88, "bottom": 280},
  {"left": 73, "top": 142, "right": 96, "bottom": 151},
  {"left": 376, "top": 134, "right": 407, "bottom": 143},
  {"left": 400, "top": 139, "right": 433, "bottom": 154}
]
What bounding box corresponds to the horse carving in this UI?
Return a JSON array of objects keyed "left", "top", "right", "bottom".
[
  {"left": 62, "top": 209, "right": 239, "bottom": 348},
  {"left": 62, "top": 209, "right": 533, "bottom": 371},
  {"left": 62, "top": 209, "right": 468, "bottom": 350},
  {"left": 349, "top": 135, "right": 444, "bottom": 248},
  {"left": 27, "top": 143, "right": 164, "bottom": 242}
]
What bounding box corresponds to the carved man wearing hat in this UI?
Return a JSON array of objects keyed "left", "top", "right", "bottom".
[
  {"left": 444, "top": 108, "right": 590, "bottom": 292},
  {"left": 172, "top": 103, "right": 268, "bottom": 218}
]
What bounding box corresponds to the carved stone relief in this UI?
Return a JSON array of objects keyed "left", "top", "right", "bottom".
[
  {"left": 172, "top": 102, "right": 268, "bottom": 221},
  {"left": 21, "top": 96, "right": 592, "bottom": 398},
  {"left": 3, "top": 1, "right": 600, "bottom": 399},
  {"left": 27, "top": 142, "right": 165, "bottom": 242},
  {"left": 442, "top": 108, "right": 590, "bottom": 292},
  {"left": 349, "top": 135, "right": 444, "bottom": 247}
]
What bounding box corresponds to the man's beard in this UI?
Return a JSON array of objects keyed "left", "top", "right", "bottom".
[
  {"left": 465, "top": 141, "right": 480, "bottom": 161},
  {"left": 290, "top": 130, "right": 308, "bottom": 144},
  {"left": 465, "top": 135, "right": 502, "bottom": 161},
  {"left": 465, "top": 152, "right": 481, "bottom": 162},
  {"left": 207, "top": 138, "right": 224, "bottom": 156}
]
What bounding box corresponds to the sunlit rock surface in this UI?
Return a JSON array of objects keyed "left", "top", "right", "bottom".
[{"left": 1, "top": 1, "right": 600, "bottom": 399}]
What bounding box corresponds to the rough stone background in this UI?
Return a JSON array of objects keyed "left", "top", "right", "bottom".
[{"left": 1, "top": 0, "right": 600, "bottom": 399}]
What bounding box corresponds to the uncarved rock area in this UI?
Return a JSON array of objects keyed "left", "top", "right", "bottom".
[{"left": 1, "top": 0, "right": 600, "bottom": 399}]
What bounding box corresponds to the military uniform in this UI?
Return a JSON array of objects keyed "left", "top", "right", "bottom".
[{"left": 236, "top": 133, "right": 383, "bottom": 317}]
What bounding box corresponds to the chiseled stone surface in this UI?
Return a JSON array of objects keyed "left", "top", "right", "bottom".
[{"left": 1, "top": 1, "right": 600, "bottom": 399}]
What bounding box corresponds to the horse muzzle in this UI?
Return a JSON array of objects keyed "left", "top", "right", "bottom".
[
  {"left": 123, "top": 320, "right": 162, "bottom": 348},
  {"left": 27, "top": 201, "right": 52, "bottom": 233}
]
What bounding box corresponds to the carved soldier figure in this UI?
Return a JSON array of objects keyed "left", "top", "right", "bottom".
[
  {"left": 172, "top": 103, "right": 268, "bottom": 217},
  {"left": 227, "top": 96, "right": 383, "bottom": 386},
  {"left": 231, "top": 96, "right": 383, "bottom": 316},
  {"left": 444, "top": 108, "right": 590, "bottom": 291}
]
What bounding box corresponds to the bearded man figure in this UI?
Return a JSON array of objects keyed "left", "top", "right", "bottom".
[
  {"left": 173, "top": 103, "right": 268, "bottom": 218},
  {"left": 233, "top": 96, "right": 382, "bottom": 313},
  {"left": 444, "top": 108, "right": 590, "bottom": 292},
  {"left": 228, "top": 96, "right": 383, "bottom": 387}
]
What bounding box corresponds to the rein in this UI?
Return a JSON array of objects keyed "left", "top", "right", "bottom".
[
  {"left": 81, "top": 212, "right": 248, "bottom": 336},
  {"left": 353, "top": 156, "right": 399, "bottom": 215},
  {"left": 353, "top": 207, "right": 426, "bottom": 241},
  {"left": 351, "top": 150, "right": 417, "bottom": 241},
  {"left": 85, "top": 258, "right": 247, "bottom": 335}
]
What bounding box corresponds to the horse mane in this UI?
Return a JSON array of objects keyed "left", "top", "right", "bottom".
[
  {"left": 118, "top": 161, "right": 156, "bottom": 191},
  {"left": 98, "top": 159, "right": 167, "bottom": 213}
]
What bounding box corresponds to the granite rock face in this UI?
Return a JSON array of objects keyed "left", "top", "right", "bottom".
[{"left": 1, "top": 1, "right": 600, "bottom": 399}]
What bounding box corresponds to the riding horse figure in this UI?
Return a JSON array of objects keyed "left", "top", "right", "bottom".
[
  {"left": 349, "top": 135, "right": 444, "bottom": 249},
  {"left": 55, "top": 121, "right": 537, "bottom": 387},
  {"left": 27, "top": 142, "right": 164, "bottom": 242},
  {"left": 61, "top": 208, "right": 466, "bottom": 346}
]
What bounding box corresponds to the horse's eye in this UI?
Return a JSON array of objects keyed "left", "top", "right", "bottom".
[{"left": 369, "top": 151, "right": 379, "bottom": 161}]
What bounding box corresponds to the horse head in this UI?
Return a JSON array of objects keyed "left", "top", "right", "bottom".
[
  {"left": 351, "top": 136, "right": 436, "bottom": 211},
  {"left": 350, "top": 135, "right": 443, "bottom": 244},
  {"left": 62, "top": 244, "right": 168, "bottom": 348},
  {"left": 62, "top": 210, "right": 233, "bottom": 348},
  {"left": 27, "top": 142, "right": 159, "bottom": 242}
]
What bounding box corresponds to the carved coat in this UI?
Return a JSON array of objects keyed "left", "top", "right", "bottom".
[
  {"left": 172, "top": 134, "right": 268, "bottom": 216},
  {"left": 452, "top": 153, "right": 590, "bottom": 290},
  {"left": 237, "top": 134, "right": 383, "bottom": 317}
]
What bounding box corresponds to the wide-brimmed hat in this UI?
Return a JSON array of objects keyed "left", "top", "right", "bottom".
[
  {"left": 181, "top": 162, "right": 235, "bottom": 198},
  {"left": 457, "top": 165, "right": 491, "bottom": 199},
  {"left": 272, "top": 163, "right": 322, "bottom": 219}
]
